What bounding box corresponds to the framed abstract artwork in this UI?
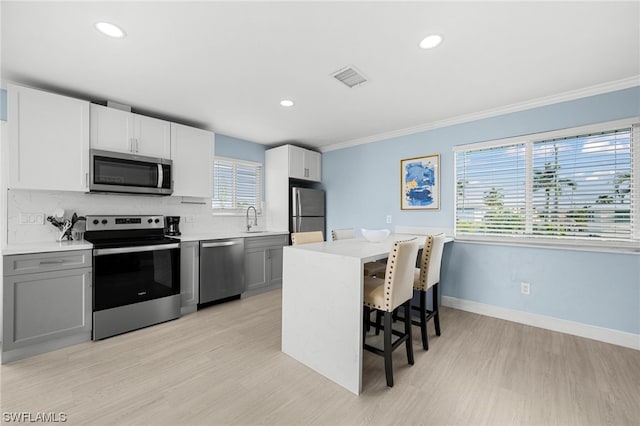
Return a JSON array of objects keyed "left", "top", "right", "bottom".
[{"left": 401, "top": 154, "right": 440, "bottom": 210}]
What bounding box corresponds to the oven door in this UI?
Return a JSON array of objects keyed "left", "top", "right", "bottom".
[{"left": 93, "top": 243, "right": 180, "bottom": 312}]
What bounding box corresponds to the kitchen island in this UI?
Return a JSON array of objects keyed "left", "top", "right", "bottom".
[{"left": 282, "top": 233, "right": 444, "bottom": 395}]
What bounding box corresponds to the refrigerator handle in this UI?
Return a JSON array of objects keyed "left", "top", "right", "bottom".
[{"left": 297, "top": 190, "right": 303, "bottom": 220}]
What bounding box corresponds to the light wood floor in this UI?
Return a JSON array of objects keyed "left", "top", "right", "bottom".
[{"left": 1, "top": 289, "right": 639, "bottom": 425}]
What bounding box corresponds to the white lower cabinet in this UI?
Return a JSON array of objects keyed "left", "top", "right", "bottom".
[
  {"left": 2, "top": 250, "right": 92, "bottom": 363},
  {"left": 243, "top": 235, "right": 287, "bottom": 297},
  {"left": 180, "top": 241, "right": 199, "bottom": 314}
]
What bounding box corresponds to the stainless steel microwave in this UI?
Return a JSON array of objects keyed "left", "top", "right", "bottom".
[{"left": 90, "top": 149, "right": 173, "bottom": 195}]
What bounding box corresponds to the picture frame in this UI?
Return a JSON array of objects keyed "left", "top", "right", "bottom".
[{"left": 401, "top": 154, "right": 440, "bottom": 210}]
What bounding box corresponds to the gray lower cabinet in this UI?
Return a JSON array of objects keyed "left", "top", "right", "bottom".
[
  {"left": 243, "top": 234, "right": 287, "bottom": 297},
  {"left": 2, "top": 250, "right": 92, "bottom": 363},
  {"left": 180, "top": 241, "right": 199, "bottom": 314}
]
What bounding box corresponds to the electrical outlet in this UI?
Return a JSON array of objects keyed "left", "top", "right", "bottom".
[
  {"left": 386, "top": 215, "right": 392, "bottom": 224},
  {"left": 19, "top": 213, "right": 45, "bottom": 225},
  {"left": 521, "top": 282, "right": 531, "bottom": 295},
  {"left": 185, "top": 215, "right": 194, "bottom": 223}
]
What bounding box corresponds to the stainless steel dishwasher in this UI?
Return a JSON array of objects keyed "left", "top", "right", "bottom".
[{"left": 199, "top": 238, "right": 245, "bottom": 305}]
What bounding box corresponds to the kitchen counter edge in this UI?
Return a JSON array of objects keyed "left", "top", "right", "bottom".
[
  {"left": 1, "top": 241, "right": 94, "bottom": 256},
  {"left": 175, "top": 230, "right": 289, "bottom": 242},
  {"left": 1, "top": 231, "right": 290, "bottom": 255}
]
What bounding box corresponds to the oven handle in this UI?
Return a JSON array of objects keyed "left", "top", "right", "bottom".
[{"left": 94, "top": 243, "right": 180, "bottom": 256}]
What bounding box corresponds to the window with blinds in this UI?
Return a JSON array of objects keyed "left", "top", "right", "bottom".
[
  {"left": 455, "top": 120, "right": 638, "bottom": 246},
  {"left": 212, "top": 157, "right": 263, "bottom": 212}
]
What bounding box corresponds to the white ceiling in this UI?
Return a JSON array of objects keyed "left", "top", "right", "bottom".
[{"left": 2, "top": 1, "right": 639, "bottom": 151}]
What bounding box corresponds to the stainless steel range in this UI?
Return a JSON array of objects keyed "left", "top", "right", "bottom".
[{"left": 84, "top": 215, "right": 181, "bottom": 340}]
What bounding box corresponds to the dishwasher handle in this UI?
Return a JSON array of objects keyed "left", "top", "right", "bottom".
[{"left": 201, "top": 241, "right": 237, "bottom": 248}]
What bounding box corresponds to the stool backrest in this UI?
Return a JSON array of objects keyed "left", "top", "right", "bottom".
[
  {"left": 383, "top": 238, "right": 419, "bottom": 311},
  {"left": 291, "top": 231, "right": 324, "bottom": 245},
  {"left": 331, "top": 228, "right": 355, "bottom": 241},
  {"left": 416, "top": 234, "right": 445, "bottom": 291}
]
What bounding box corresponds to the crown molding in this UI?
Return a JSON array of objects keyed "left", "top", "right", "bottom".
[{"left": 320, "top": 76, "right": 640, "bottom": 153}]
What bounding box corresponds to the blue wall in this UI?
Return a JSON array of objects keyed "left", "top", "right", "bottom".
[
  {"left": 215, "top": 133, "right": 265, "bottom": 164},
  {"left": 323, "top": 87, "right": 640, "bottom": 335}
]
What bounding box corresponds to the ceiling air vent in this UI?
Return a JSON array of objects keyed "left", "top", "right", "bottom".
[{"left": 331, "top": 65, "right": 368, "bottom": 88}]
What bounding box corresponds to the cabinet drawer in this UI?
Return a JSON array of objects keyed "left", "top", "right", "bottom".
[
  {"left": 3, "top": 250, "right": 92, "bottom": 276},
  {"left": 244, "top": 235, "right": 288, "bottom": 249}
]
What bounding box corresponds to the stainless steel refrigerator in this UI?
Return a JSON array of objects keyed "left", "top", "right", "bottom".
[{"left": 291, "top": 187, "right": 325, "bottom": 235}]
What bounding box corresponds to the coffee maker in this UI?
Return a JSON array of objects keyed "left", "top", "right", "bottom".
[{"left": 165, "top": 216, "right": 181, "bottom": 236}]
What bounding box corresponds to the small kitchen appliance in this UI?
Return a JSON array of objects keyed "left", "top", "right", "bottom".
[{"left": 165, "top": 216, "right": 181, "bottom": 236}]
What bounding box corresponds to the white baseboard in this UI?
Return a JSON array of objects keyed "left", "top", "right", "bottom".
[{"left": 442, "top": 296, "right": 640, "bottom": 351}]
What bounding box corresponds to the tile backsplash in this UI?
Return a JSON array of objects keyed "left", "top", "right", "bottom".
[{"left": 6, "top": 189, "right": 262, "bottom": 244}]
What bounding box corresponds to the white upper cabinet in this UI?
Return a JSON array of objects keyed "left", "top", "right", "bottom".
[
  {"left": 6, "top": 83, "right": 90, "bottom": 192},
  {"left": 288, "top": 145, "right": 321, "bottom": 182},
  {"left": 90, "top": 104, "right": 171, "bottom": 159},
  {"left": 170, "top": 123, "right": 214, "bottom": 198}
]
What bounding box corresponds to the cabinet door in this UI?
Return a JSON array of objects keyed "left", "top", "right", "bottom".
[
  {"left": 171, "top": 123, "right": 214, "bottom": 197},
  {"left": 304, "top": 150, "right": 322, "bottom": 182},
  {"left": 288, "top": 145, "right": 321, "bottom": 182},
  {"left": 268, "top": 245, "right": 284, "bottom": 288},
  {"left": 136, "top": 114, "right": 171, "bottom": 158},
  {"left": 90, "top": 104, "right": 134, "bottom": 153},
  {"left": 180, "top": 241, "right": 199, "bottom": 313},
  {"left": 244, "top": 246, "right": 268, "bottom": 292},
  {"left": 2, "top": 268, "right": 92, "bottom": 351},
  {"left": 288, "top": 145, "right": 307, "bottom": 180},
  {"left": 7, "top": 84, "right": 90, "bottom": 191}
]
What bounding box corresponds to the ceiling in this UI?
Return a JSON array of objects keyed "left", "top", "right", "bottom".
[{"left": 2, "top": 1, "right": 639, "bottom": 151}]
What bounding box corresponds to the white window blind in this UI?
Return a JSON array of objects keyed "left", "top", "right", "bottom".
[
  {"left": 455, "top": 121, "right": 638, "bottom": 245},
  {"left": 212, "top": 157, "right": 262, "bottom": 212}
]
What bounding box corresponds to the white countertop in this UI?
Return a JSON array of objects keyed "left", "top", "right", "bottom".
[
  {"left": 2, "top": 230, "right": 289, "bottom": 255},
  {"left": 286, "top": 233, "right": 453, "bottom": 263},
  {"left": 285, "top": 234, "right": 424, "bottom": 263},
  {"left": 1, "top": 240, "right": 94, "bottom": 256}
]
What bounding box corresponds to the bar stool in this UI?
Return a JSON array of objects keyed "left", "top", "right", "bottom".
[
  {"left": 362, "top": 238, "right": 419, "bottom": 387},
  {"left": 412, "top": 233, "right": 446, "bottom": 350},
  {"left": 331, "top": 228, "right": 387, "bottom": 277}
]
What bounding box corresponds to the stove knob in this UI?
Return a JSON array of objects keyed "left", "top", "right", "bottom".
[
  {"left": 93, "top": 219, "right": 99, "bottom": 225},
  {"left": 101, "top": 219, "right": 108, "bottom": 225},
  {"left": 148, "top": 218, "right": 153, "bottom": 224},
  {"left": 154, "top": 218, "right": 160, "bottom": 224}
]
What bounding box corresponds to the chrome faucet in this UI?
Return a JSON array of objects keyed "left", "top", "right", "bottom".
[{"left": 246, "top": 206, "right": 258, "bottom": 231}]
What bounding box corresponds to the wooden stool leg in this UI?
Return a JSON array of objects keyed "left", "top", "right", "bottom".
[
  {"left": 375, "top": 311, "right": 383, "bottom": 335},
  {"left": 420, "top": 289, "right": 429, "bottom": 350},
  {"left": 384, "top": 311, "right": 394, "bottom": 387},
  {"left": 363, "top": 306, "right": 371, "bottom": 341},
  {"left": 404, "top": 300, "right": 414, "bottom": 365},
  {"left": 433, "top": 283, "right": 441, "bottom": 336}
]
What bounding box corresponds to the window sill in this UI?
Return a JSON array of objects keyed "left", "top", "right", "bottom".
[{"left": 453, "top": 235, "right": 640, "bottom": 255}]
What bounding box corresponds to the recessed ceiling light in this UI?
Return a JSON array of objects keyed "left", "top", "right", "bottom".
[
  {"left": 419, "top": 34, "right": 443, "bottom": 49},
  {"left": 280, "top": 100, "right": 294, "bottom": 107},
  {"left": 95, "top": 22, "right": 126, "bottom": 38}
]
